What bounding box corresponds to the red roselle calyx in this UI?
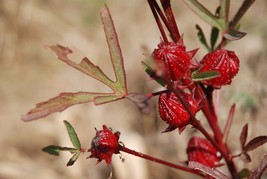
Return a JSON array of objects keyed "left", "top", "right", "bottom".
[
  {"left": 199, "top": 49, "right": 240, "bottom": 89},
  {"left": 153, "top": 42, "right": 197, "bottom": 83},
  {"left": 158, "top": 92, "right": 199, "bottom": 133},
  {"left": 88, "top": 125, "right": 120, "bottom": 164},
  {"left": 187, "top": 136, "right": 220, "bottom": 167}
]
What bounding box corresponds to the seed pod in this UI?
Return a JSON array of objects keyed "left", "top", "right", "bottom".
[
  {"left": 199, "top": 49, "right": 239, "bottom": 88},
  {"left": 187, "top": 136, "right": 220, "bottom": 167},
  {"left": 158, "top": 92, "right": 199, "bottom": 133},
  {"left": 153, "top": 42, "right": 194, "bottom": 82},
  {"left": 89, "top": 125, "right": 120, "bottom": 164}
]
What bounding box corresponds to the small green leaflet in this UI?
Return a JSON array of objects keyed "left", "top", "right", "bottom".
[
  {"left": 141, "top": 61, "right": 165, "bottom": 87},
  {"left": 42, "top": 120, "right": 82, "bottom": 166},
  {"left": 192, "top": 70, "right": 220, "bottom": 82},
  {"left": 64, "top": 120, "right": 81, "bottom": 149},
  {"left": 42, "top": 146, "right": 76, "bottom": 156}
]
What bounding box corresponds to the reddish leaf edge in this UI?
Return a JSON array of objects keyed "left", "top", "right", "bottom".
[{"left": 22, "top": 92, "right": 125, "bottom": 122}]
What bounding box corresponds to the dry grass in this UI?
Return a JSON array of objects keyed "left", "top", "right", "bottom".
[{"left": 1, "top": 0, "right": 267, "bottom": 178}]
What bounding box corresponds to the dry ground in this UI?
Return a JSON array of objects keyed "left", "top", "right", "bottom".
[{"left": 0, "top": 0, "right": 267, "bottom": 179}]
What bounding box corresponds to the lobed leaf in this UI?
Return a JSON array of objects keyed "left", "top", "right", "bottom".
[
  {"left": 240, "top": 152, "right": 252, "bottom": 163},
  {"left": 195, "top": 24, "right": 210, "bottom": 51},
  {"left": 240, "top": 123, "right": 248, "bottom": 150},
  {"left": 67, "top": 152, "right": 80, "bottom": 166},
  {"left": 64, "top": 120, "right": 81, "bottom": 149},
  {"left": 42, "top": 145, "right": 76, "bottom": 156},
  {"left": 188, "top": 161, "right": 229, "bottom": 179},
  {"left": 243, "top": 136, "right": 267, "bottom": 152}
]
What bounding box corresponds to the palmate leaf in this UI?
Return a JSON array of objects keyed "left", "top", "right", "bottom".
[{"left": 22, "top": 5, "right": 128, "bottom": 121}]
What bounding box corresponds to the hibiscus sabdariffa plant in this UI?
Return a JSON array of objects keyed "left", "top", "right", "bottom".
[{"left": 23, "top": 0, "right": 267, "bottom": 178}]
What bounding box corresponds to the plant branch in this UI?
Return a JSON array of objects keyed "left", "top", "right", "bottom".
[{"left": 119, "top": 145, "right": 203, "bottom": 177}]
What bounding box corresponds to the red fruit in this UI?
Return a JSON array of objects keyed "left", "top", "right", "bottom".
[
  {"left": 158, "top": 92, "right": 199, "bottom": 133},
  {"left": 187, "top": 136, "right": 220, "bottom": 167},
  {"left": 199, "top": 49, "right": 239, "bottom": 88},
  {"left": 153, "top": 42, "right": 194, "bottom": 82},
  {"left": 88, "top": 125, "right": 120, "bottom": 164}
]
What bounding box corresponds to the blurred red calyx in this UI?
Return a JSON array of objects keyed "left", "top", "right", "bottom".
[
  {"left": 153, "top": 42, "right": 196, "bottom": 82},
  {"left": 187, "top": 136, "right": 220, "bottom": 167},
  {"left": 199, "top": 49, "right": 240, "bottom": 88},
  {"left": 158, "top": 92, "right": 199, "bottom": 133},
  {"left": 88, "top": 125, "right": 120, "bottom": 164}
]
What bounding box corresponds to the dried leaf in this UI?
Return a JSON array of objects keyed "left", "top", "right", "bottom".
[
  {"left": 42, "top": 145, "right": 76, "bottom": 156},
  {"left": 248, "top": 154, "right": 267, "bottom": 179},
  {"left": 188, "top": 161, "right": 229, "bottom": 179},
  {"left": 64, "top": 120, "right": 81, "bottom": 149},
  {"left": 126, "top": 93, "right": 152, "bottom": 114},
  {"left": 243, "top": 136, "right": 267, "bottom": 152},
  {"left": 67, "top": 152, "right": 80, "bottom": 166},
  {"left": 240, "top": 123, "right": 248, "bottom": 150}
]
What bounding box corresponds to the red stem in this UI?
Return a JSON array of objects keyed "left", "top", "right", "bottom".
[
  {"left": 119, "top": 145, "right": 203, "bottom": 177},
  {"left": 148, "top": 0, "right": 168, "bottom": 42},
  {"left": 168, "top": 83, "right": 238, "bottom": 179},
  {"left": 160, "top": 0, "right": 180, "bottom": 42}
]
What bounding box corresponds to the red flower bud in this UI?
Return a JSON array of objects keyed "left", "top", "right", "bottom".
[
  {"left": 158, "top": 92, "right": 199, "bottom": 133},
  {"left": 88, "top": 125, "right": 120, "bottom": 164},
  {"left": 199, "top": 49, "right": 239, "bottom": 88},
  {"left": 153, "top": 42, "right": 194, "bottom": 82},
  {"left": 187, "top": 136, "right": 220, "bottom": 167}
]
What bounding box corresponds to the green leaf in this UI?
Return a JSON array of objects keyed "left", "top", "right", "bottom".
[
  {"left": 192, "top": 70, "right": 220, "bottom": 81},
  {"left": 210, "top": 26, "right": 219, "bottom": 51},
  {"left": 100, "top": 5, "right": 127, "bottom": 94},
  {"left": 67, "top": 152, "right": 80, "bottom": 166},
  {"left": 238, "top": 168, "right": 251, "bottom": 178},
  {"left": 64, "top": 120, "right": 81, "bottom": 149},
  {"left": 195, "top": 25, "right": 210, "bottom": 51},
  {"left": 141, "top": 61, "right": 165, "bottom": 87},
  {"left": 42, "top": 145, "right": 76, "bottom": 156},
  {"left": 223, "top": 28, "right": 246, "bottom": 41},
  {"left": 183, "top": 0, "right": 225, "bottom": 30},
  {"left": 22, "top": 92, "right": 108, "bottom": 121}
]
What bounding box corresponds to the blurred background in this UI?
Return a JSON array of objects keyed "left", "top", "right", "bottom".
[{"left": 0, "top": 0, "right": 267, "bottom": 178}]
